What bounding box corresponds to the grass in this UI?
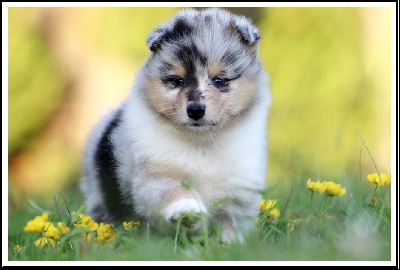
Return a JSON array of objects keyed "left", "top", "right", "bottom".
[
  {"left": 7, "top": 169, "right": 392, "bottom": 264},
  {"left": 7, "top": 136, "right": 392, "bottom": 264}
]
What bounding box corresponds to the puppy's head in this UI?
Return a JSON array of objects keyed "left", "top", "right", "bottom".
[{"left": 142, "top": 8, "right": 263, "bottom": 133}]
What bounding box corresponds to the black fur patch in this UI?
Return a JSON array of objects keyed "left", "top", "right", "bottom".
[
  {"left": 94, "top": 109, "right": 133, "bottom": 222},
  {"left": 204, "top": 15, "right": 212, "bottom": 24},
  {"left": 150, "top": 19, "right": 194, "bottom": 52},
  {"left": 155, "top": 18, "right": 193, "bottom": 51},
  {"left": 174, "top": 44, "right": 207, "bottom": 90},
  {"left": 176, "top": 44, "right": 207, "bottom": 69},
  {"left": 168, "top": 18, "right": 193, "bottom": 40},
  {"left": 221, "top": 51, "right": 239, "bottom": 67}
]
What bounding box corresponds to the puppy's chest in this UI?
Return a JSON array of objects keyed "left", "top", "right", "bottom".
[
  {"left": 142, "top": 142, "right": 235, "bottom": 181},
  {"left": 139, "top": 135, "right": 255, "bottom": 178}
]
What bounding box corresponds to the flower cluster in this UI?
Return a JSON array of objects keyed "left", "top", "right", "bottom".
[
  {"left": 23, "top": 213, "right": 49, "bottom": 233},
  {"left": 123, "top": 220, "right": 141, "bottom": 230},
  {"left": 96, "top": 223, "right": 116, "bottom": 243},
  {"left": 367, "top": 173, "right": 391, "bottom": 187},
  {"left": 307, "top": 179, "right": 346, "bottom": 197},
  {"left": 23, "top": 213, "right": 70, "bottom": 247},
  {"left": 74, "top": 213, "right": 116, "bottom": 244},
  {"left": 260, "top": 199, "right": 280, "bottom": 219},
  {"left": 22, "top": 211, "right": 142, "bottom": 249}
]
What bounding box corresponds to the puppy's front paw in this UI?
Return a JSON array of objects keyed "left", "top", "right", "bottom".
[{"left": 162, "top": 198, "right": 207, "bottom": 227}]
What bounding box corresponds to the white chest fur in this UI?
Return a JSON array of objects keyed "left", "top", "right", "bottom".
[{"left": 113, "top": 88, "right": 268, "bottom": 210}]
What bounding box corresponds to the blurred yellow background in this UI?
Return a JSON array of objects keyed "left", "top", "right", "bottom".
[{"left": 7, "top": 7, "right": 392, "bottom": 210}]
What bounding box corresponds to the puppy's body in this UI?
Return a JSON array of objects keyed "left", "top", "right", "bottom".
[{"left": 81, "top": 8, "right": 271, "bottom": 242}]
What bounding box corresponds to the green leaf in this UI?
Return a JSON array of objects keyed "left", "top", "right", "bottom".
[{"left": 27, "top": 199, "right": 49, "bottom": 214}]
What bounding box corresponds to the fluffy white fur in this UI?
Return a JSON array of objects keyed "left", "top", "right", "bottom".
[{"left": 81, "top": 8, "right": 272, "bottom": 243}]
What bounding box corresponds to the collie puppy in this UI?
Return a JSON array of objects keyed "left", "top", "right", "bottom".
[{"left": 81, "top": 7, "right": 271, "bottom": 243}]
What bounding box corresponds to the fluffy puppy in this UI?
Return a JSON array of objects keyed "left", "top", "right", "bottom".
[{"left": 81, "top": 7, "right": 271, "bottom": 243}]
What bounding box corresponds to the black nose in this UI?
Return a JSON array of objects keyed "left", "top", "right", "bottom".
[{"left": 186, "top": 103, "right": 206, "bottom": 120}]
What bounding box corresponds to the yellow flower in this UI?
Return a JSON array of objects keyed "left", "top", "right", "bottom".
[
  {"left": 367, "top": 173, "right": 391, "bottom": 187},
  {"left": 74, "top": 213, "right": 99, "bottom": 232},
  {"left": 319, "top": 181, "right": 340, "bottom": 196},
  {"left": 57, "top": 222, "right": 71, "bottom": 234},
  {"left": 308, "top": 179, "right": 346, "bottom": 197},
  {"left": 269, "top": 208, "right": 280, "bottom": 217},
  {"left": 307, "top": 179, "right": 319, "bottom": 192},
  {"left": 367, "top": 174, "right": 375, "bottom": 183},
  {"left": 96, "top": 223, "right": 116, "bottom": 244},
  {"left": 34, "top": 237, "right": 58, "bottom": 247},
  {"left": 123, "top": 220, "right": 141, "bottom": 230},
  {"left": 307, "top": 179, "right": 326, "bottom": 193},
  {"left": 74, "top": 213, "right": 100, "bottom": 243},
  {"left": 324, "top": 181, "right": 346, "bottom": 197},
  {"left": 43, "top": 222, "right": 61, "bottom": 240},
  {"left": 85, "top": 232, "right": 92, "bottom": 243},
  {"left": 260, "top": 199, "right": 277, "bottom": 213},
  {"left": 23, "top": 213, "right": 49, "bottom": 233}
]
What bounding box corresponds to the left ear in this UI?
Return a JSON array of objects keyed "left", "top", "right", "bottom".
[
  {"left": 231, "top": 15, "right": 261, "bottom": 46},
  {"left": 146, "top": 24, "right": 170, "bottom": 52}
]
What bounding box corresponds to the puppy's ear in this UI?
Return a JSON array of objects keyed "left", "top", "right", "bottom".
[
  {"left": 230, "top": 15, "right": 261, "bottom": 46},
  {"left": 146, "top": 25, "right": 169, "bottom": 52},
  {"left": 146, "top": 17, "right": 193, "bottom": 52}
]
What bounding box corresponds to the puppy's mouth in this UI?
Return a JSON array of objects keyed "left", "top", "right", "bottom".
[
  {"left": 165, "top": 114, "right": 220, "bottom": 131},
  {"left": 182, "top": 120, "right": 218, "bottom": 129}
]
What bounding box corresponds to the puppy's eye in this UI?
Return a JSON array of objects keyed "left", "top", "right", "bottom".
[
  {"left": 163, "top": 76, "right": 185, "bottom": 88},
  {"left": 173, "top": 78, "right": 185, "bottom": 87},
  {"left": 212, "top": 77, "right": 226, "bottom": 87}
]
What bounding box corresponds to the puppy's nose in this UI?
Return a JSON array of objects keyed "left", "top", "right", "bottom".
[{"left": 186, "top": 103, "right": 206, "bottom": 120}]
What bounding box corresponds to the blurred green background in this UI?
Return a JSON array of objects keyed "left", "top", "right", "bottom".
[{"left": 8, "top": 7, "right": 392, "bottom": 211}]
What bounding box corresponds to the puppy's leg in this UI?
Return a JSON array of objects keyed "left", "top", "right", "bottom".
[
  {"left": 214, "top": 198, "right": 260, "bottom": 243},
  {"left": 133, "top": 175, "right": 207, "bottom": 234},
  {"left": 163, "top": 197, "right": 207, "bottom": 223}
]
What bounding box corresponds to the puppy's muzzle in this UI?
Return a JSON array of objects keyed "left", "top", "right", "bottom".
[{"left": 186, "top": 103, "right": 206, "bottom": 120}]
